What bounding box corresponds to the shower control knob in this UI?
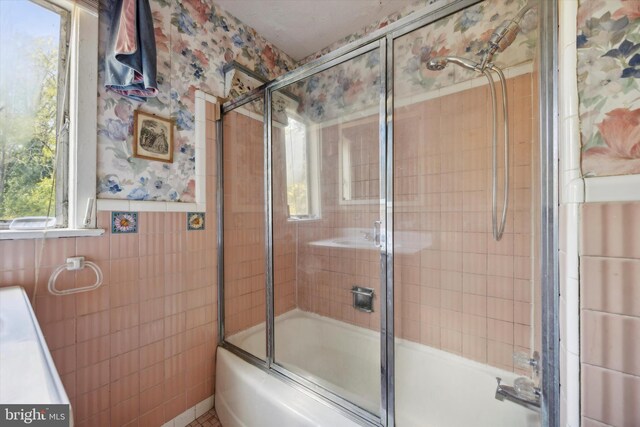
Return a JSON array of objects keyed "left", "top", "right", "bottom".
[{"left": 513, "top": 351, "right": 540, "bottom": 376}]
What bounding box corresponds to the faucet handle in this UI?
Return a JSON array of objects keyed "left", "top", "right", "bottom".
[
  {"left": 496, "top": 377, "right": 502, "bottom": 386},
  {"left": 513, "top": 351, "right": 540, "bottom": 376}
]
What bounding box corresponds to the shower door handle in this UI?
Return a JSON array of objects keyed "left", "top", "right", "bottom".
[{"left": 373, "top": 220, "right": 382, "bottom": 247}]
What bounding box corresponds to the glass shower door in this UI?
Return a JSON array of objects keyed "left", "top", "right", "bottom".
[
  {"left": 270, "top": 45, "right": 386, "bottom": 419},
  {"left": 392, "top": 1, "right": 541, "bottom": 426}
]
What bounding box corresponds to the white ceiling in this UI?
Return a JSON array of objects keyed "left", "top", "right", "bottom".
[{"left": 215, "top": 0, "right": 416, "bottom": 61}]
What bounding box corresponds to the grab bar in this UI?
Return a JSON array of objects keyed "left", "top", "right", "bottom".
[{"left": 48, "top": 256, "right": 104, "bottom": 296}]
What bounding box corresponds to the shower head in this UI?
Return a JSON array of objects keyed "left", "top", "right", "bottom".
[
  {"left": 480, "top": 0, "right": 536, "bottom": 69},
  {"left": 488, "top": 19, "right": 521, "bottom": 53},
  {"left": 426, "top": 56, "right": 480, "bottom": 72}
]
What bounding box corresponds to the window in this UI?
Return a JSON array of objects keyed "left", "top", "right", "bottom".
[
  {"left": 284, "top": 118, "right": 320, "bottom": 220},
  {"left": 0, "top": 0, "right": 69, "bottom": 228},
  {"left": 339, "top": 118, "right": 380, "bottom": 204},
  {"left": 0, "top": 0, "right": 99, "bottom": 237}
]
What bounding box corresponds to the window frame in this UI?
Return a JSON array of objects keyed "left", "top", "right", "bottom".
[
  {"left": 0, "top": 0, "right": 101, "bottom": 239},
  {"left": 284, "top": 115, "right": 321, "bottom": 222},
  {"left": 337, "top": 115, "right": 381, "bottom": 206}
]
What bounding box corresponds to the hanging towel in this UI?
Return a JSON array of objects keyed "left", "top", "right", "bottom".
[{"left": 104, "top": 0, "right": 158, "bottom": 101}]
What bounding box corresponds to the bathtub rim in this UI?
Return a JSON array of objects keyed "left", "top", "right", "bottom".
[
  {"left": 221, "top": 309, "right": 528, "bottom": 427},
  {"left": 218, "top": 340, "right": 381, "bottom": 427},
  {"left": 228, "top": 309, "right": 524, "bottom": 383}
]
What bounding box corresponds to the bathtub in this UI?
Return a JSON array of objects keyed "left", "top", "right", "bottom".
[{"left": 217, "top": 310, "right": 540, "bottom": 427}]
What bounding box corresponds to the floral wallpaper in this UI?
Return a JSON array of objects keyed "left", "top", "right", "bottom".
[
  {"left": 97, "top": 0, "right": 296, "bottom": 201},
  {"left": 294, "top": 0, "right": 537, "bottom": 123},
  {"left": 578, "top": 0, "right": 640, "bottom": 177}
]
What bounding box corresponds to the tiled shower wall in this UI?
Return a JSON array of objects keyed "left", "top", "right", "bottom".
[
  {"left": 293, "top": 72, "right": 538, "bottom": 372},
  {"left": 393, "top": 73, "right": 537, "bottom": 372},
  {"left": 580, "top": 203, "right": 640, "bottom": 426},
  {"left": 0, "top": 105, "right": 219, "bottom": 426},
  {"left": 293, "top": 120, "right": 383, "bottom": 331},
  {"left": 223, "top": 109, "right": 296, "bottom": 336}
]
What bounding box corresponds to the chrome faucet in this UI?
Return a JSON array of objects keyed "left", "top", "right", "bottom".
[{"left": 495, "top": 377, "right": 541, "bottom": 412}]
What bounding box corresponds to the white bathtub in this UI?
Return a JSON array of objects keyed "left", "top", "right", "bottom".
[{"left": 217, "top": 310, "right": 540, "bottom": 427}]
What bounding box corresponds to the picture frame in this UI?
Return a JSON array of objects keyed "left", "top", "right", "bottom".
[{"left": 133, "top": 110, "right": 174, "bottom": 163}]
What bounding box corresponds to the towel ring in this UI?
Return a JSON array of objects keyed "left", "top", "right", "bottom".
[{"left": 48, "top": 256, "right": 104, "bottom": 296}]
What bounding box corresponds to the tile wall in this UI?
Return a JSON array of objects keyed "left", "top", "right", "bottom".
[
  {"left": 393, "top": 74, "right": 536, "bottom": 371},
  {"left": 0, "top": 103, "right": 219, "bottom": 426},
  {"left": 580, "top": 202, "right": 640, "bottom": 426},
  {"left": 292, "top": 119, "right": 384, "bottom": 331},
  {"left": 395, "top": 73, "right": 537, "bottom": 372},
  {"left": 292, "top": 73, "right": 538, "bottom": 373},
  {"left": 222, "top": 108, "right": 296, "bottom": 338}
]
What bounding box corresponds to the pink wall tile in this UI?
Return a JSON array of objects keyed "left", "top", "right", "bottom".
[
  {"left": 281, "top": 76, "right": 538, "bottom": 374},
  {"left": 0, "top": 240, "right": 34, "bottom": 271},
  {"left": 76, "top": 360, "right": 110, "bottom": 395},
  {"left": 581, "top": 202, "right": 640, "bottom": 426},
  {"left": 582, "top": 310, "right": 640, "bottom": 377},
  {"left": 582, "top": 364, "right": 640, "bottom": 426},
  {"left": 581, "top": 203, "right": 640, "bottom": 258},
  {"left": 110, "top": 395, "right": 139, "bottom": 427},
  {"left": 75, "top": 385, "right": 109, "bottom": 423},
  {"left": 581, "top": 417, "right": 611, "bottom": 427},
  {"left": 581, "top": 257, "right": 640, "bottom": 317},
  {"left": 139, "top": 383, "right": 163, "bottom": 415},
  {"left": 39, "top": 238, "right": 77, "bottom": 268},
  {"left": 0, "top": 100, "right": 219, "bottom": 425},
  {"left": 76, "top": 311, "right": 110, "bottom": 342},
  {"left": 139, "top": 362, "right": 163, "bottom": 392},
  {"left": 76, "top": 335, "right": 110, "bottom": 368}
]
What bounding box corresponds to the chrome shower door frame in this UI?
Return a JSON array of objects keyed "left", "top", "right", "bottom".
[
  {"left": 266, "top": 39, "right": 387, "bottom": 427},
  {"left": 216, "top": 0, "right": 559, "bottom": 426}
]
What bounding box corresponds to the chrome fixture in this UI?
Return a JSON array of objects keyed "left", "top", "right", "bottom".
[
  {"left": 425, "top": 55, "right": 480, "bottom": 72},
  {"left": 486, "top": 64, "right": 509, "bottom": 241},
  {"left": 514, "top": 350, "right": 541, "bottom": 377},
  {"left": 479, "top": 0, "right": 537, "bottom": 70},
  {"left": 426, "top": 1, "right": 538, "bottom": 241},
  {"left": 426, "top": 56, "right": 509, "bottom": 240},
  {"left": 495, "top": 377, "right": 541, "bottom": 412},
  {"left": 351, "top": 286, "right": 374, "bottom": 313}
]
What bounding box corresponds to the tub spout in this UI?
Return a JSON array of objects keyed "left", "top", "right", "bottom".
[{"left": 495, "top": 377, "right": 541, "bottom": 413}]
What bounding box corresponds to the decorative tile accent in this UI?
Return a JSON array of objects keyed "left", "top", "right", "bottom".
[
  {"left": 111, "top": 211, "right": 138, "bottom": 234},
  {"left": 187, "top": 212, "right": 205, "bottom": 231}
]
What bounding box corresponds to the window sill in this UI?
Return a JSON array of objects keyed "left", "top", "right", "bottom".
[
  {"left": 287, "top": 216, "right": 322, "bottom": 223},
  {"left": 97, "top": 199, "right": 206, "bottom": 212},
  {"left": 0, "top": 228, "right": 105, "bottom": 240}
]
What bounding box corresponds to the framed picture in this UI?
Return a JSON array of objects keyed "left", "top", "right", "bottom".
[{"left": 133, "top": 110, "right": 174, "bottom": 163}]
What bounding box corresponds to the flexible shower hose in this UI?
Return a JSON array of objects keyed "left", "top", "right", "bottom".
[{"left": 482, "top": 66, "right": 509, "bottom": 241}]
